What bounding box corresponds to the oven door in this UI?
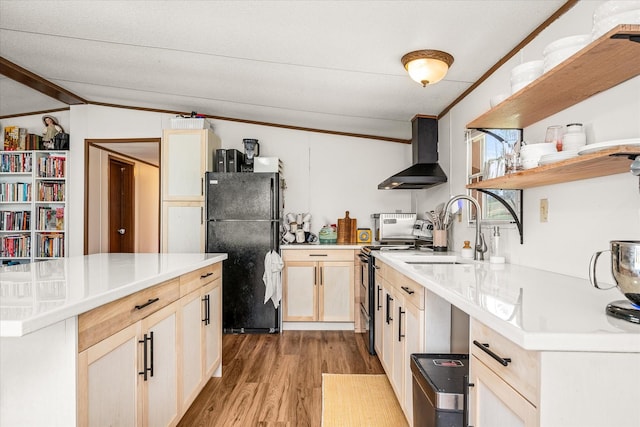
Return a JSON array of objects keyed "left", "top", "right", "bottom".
[{"left": 358, "top": 254, "right": 370, "bottom": 330}]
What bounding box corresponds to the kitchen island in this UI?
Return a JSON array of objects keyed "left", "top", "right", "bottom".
[
  {"left": 373, "top": 250, "right": 640, "bottom": 427},
  {"left": 0, "top": 252, "right": 227, "bottom": 427}
]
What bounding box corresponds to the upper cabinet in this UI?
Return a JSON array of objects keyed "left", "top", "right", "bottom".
[
  {"left": 466, "top": 25, "right": 640, "bottom": 190},
  {"left": 467, "top": 25, "right": 640, "bottom": 129}
]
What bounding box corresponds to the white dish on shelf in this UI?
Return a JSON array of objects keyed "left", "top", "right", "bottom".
[
  {"left": 577, "top": 138, "right": 640, "bottom": 155},
  {"left": 539, "top": 150, "right": 579, "bottom": 165}
]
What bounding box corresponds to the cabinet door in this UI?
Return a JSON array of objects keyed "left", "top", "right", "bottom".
[
  {"left": 162, "top": 131, "right": 206, "bottom": 201},
  {"left": 203, "top": 278, "right": 222, "bottom": 378},
  {"left": 319, "top": 261, "right": 354, "bottom": 321},
  {"left": 381, "top": 283, "right": 395, "bottom": 374},
  {"left": 470, "top": 355, "right": 537, "bottom": 427},
  {"left": 283, "top": 261, "right": 317, "bottom": 321},
  {"left": 374, "top": 274, "right": 384, "bottom": 355},
  {"left": 141, "top": 302, "right": 179, "bottom": 427},
  {"left": 390, "top": 290, "right": 403, "bottom": 399},
  {"left": 179, "top": 290, "right": 204, "bottom": 411},
  {"left": 402, "top": 300, "right": 424, "bottom": 425},
  {"left": 162, "top": 202, "right": 204, "bottom": 253},
  {"left": 78, "top": 322, "right": 141, "bottom": 427}
]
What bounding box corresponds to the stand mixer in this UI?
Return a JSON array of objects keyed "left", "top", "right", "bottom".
[{"left": 590, "top": 240, "right": 640, "bottom": 324}]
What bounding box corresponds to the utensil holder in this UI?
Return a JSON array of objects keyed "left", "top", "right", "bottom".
[{"left": 433, "top": 229, "right": 447, "bottom": 252}]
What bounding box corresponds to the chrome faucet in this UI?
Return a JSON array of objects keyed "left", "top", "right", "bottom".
[{"left": 443, "top": 194, "right": 487, "bottom": 261}]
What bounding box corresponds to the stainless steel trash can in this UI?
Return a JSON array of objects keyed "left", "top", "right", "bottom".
[{"left": 410, "top": 353, "right": 469, "bottom": 427}]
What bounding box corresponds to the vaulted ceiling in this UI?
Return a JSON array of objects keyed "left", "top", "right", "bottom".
[{"left": 0, "top": 0, "right": 572, "bottom": 141}]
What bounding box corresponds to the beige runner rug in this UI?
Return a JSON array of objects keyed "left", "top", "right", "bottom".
[{"left": 321, "top": 374, "right": 408, "bottom": 427}]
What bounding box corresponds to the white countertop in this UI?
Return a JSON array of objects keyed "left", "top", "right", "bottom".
[
  {"left": 0, "top": 253, "right": 227, "bottom": 337},
  {"left": 374, "top": 250, "right": 640, "bottom": 353}
]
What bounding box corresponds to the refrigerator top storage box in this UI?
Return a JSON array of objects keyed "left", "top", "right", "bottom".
[
  {"left": 170, "top": 117, "right": 214, "bottom": 130},
  {"left": 253, "top": 157, "right": 283, "bottom": 173}
]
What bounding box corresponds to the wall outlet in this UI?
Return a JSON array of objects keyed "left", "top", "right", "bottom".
[{"left": 540, "top": 198, "right": 549, "bottom": 222}]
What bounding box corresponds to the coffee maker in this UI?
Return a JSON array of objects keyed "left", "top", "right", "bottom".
[{"left": 241, "top": 138, "right": 260, "bottom": 172}]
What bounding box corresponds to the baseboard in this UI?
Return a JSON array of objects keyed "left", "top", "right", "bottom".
[{"left": 282, "top": 322, "right": 354, "bottom": 331}]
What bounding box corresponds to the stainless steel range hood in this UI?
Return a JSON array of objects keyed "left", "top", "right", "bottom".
[{"left": 378, "top": 115, "right": 447, "bottom": 190}]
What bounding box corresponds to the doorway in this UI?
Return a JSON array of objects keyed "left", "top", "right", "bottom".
[
  {"left": 84, "top": 138, "right": 161, "bottom": 254},
  {"left": 108, "top": 157, "right": 135, "bottom": 252}
]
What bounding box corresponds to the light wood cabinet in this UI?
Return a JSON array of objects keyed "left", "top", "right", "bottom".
[
  {"left": 179, "top": 276, "right": 222, "bottom": 411},
  {"left": 469, "top": 319, "right": 539, "bottom": 427},
  {"left": 282, "top": 249, "right": 355, "bottom": 324},
  {"left": 78, "top": 262, "right": 223, "bottom": 427},
  {"left": 160, "top": 129, "right": 220, "bottom": 252},
  {"left": 78, "top": 300, "right": 179, "bottom": 427}
]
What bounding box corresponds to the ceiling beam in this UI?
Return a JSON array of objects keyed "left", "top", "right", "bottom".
[{"left": 0, "top": 56, "right": 88, "bottom": 105}]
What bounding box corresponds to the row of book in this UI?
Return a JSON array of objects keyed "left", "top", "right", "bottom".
[
  {"left": 37, "top": 154, "right": 66, "bottom": 178},
  {"left": 38, "top": 233, "right": 65, "bottom": 257},
  {"left": 0, "top": 210, "right": 31, "bottom": 231},
  {"left": 38, "top": 182, "right": 66, "bottom": 202},
  {"left": 36, "top": 206, "right": 64, "bottom": 230},
  {"left": 0, "top": 235, "right": 31, "bottom": 258},
  {"left": 3, "top": 127, "right": 43, "bottom": 151},
  {"left": 0, "top": 152, "right": 33, "bottom": 173},
  {"left": 0, "top": 182, "right": 32, "bottom": 202}
]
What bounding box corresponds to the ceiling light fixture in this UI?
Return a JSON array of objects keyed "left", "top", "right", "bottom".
[{"left": 401, "top": 50, "right": 454, "bottom": 87}]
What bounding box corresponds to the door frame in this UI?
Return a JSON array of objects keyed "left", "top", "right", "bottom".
[{"left": 84, "top": 138, "right": 161, "bottom": 254}]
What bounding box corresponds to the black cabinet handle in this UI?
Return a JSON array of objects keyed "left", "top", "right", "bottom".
[
  {"left": 309, "top": 254, "right": 328, "bottom": 257},
  {"left": 377, "top": 286, "right": 382, "bottom": 310},
  {"left": 202, "top": 294, "right": 211, "bottom": 325},
  {"left": 200, "top": 272, "right": 213, "bottom": 279},
  {"left": 138, "top": 333, "right": 153, "bottom": 381},
  {"left": 401, "top": 286, "right": 415, "bottom": 295},
  {"left": 473, "top": 340, "right": 511, "bottom": 366},
  {"left": 464, "top": 375, "right": 474, "bottom": 427},
  {"left": 386, "top": 294, "right": 393, "bottom": 324},
  {"left": 398, "top": 307, "right": 405, "bottom": 342},
  {"left": 135, "top": 297, "right": 159, "bottom": 310}
]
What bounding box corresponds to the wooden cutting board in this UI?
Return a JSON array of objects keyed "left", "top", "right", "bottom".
[{"left": 337, "top": 211, "right": 357, "bottom": 244}]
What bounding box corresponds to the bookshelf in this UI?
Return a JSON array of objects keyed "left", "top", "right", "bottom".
[{"left": 1, "top": 151, "right": 68, "bottom": 264}]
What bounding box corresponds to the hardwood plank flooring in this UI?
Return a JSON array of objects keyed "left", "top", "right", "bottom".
[{"left": 178, "top": 331, "right": 384, "bottom": 427}]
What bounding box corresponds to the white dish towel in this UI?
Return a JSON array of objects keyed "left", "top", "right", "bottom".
[{"left": 263, "top": 250, "right": 284, "bottom": 308}]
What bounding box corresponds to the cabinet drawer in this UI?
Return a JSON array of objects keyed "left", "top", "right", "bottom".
[
  {"left": 393, "top": 274, "right": 424, "bottom": 310},
  {"left": 78, "top": 278, "right": 180, "bottom": 352},
  {"left": 180, "top": 263, "right": 222, "bottom": 296},
  {"left": 282, "top": 249, "right": 355, "bottom": 262},
  {"left": 470, "top": 319, "right": 539, "bottom": 406}
]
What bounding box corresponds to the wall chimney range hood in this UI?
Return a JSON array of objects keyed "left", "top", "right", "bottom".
[{"left": 378, "top": 115, "right": 447, "bottom": 189}]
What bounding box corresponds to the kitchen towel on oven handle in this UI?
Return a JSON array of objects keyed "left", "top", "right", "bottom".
[{"left": 263, "top": 250, "right": 284, "bottom": 308}]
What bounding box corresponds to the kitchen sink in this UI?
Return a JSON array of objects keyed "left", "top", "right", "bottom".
[{"left": 405, "top": 261, "right": 461, "bottom": 265}]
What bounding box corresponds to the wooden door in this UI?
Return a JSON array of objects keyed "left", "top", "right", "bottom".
[
  {"left": 319, "top": 261, "right": 353, "bottom": 321},
  {"left": 282, "top": 261, "right": 317, "bottom": 321},
  {"left": 109, "top": 157, "right": 135, "bottom": 252},
  {"left": 178, "top": 290, "right": 204, "bottom": 411},
  {"left": 203, "top": 279, "right": 222, "bottom": 378}
]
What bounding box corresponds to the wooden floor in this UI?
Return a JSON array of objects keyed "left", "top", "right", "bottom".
[{"left": 177, "top": 331, "right": 385, "bottom": 427}]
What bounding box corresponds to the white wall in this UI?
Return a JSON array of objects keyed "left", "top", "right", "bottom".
[
  {"left": 419, "top": 0, "right": 640, "bottom": 279},
  {"left": 3, "top": 104, "right": 412, "bottom": 256}
]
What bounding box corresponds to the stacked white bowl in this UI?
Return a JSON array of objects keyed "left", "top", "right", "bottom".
[
  {"left": 542, "top": 34, "right": 590, "bottom": 73},
  {"left": 519, "top": 142, "right": 557, "bottom": 169},
  {"left": 510, "top": 60, "right": 544, "bottom": 94},
  {"left": 592, "top": 0, "right": 640, "bottom": 41}
]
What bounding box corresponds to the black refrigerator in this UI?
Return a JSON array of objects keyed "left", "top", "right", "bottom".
[{"left": 205, "top": 172, "right": 281, "bottom": 333}]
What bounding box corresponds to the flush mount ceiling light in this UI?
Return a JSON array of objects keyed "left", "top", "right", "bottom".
[{"left": 401, "top": 50, "right": 454, "bottom": 87}]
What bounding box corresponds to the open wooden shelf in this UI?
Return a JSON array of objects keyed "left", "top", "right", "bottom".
[
  {"left": 467, "top": 25, "right": 640, "bottom": 129},
  {"left": 466, "top": 145, "right": 639, "bottom": 190}
]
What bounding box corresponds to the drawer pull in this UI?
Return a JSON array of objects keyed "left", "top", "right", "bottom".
[
  {"left": 473, "top": 340, "right": 511, "bottom": 366},
  {"left": 200, "top": 272, "right": 213, "bottom": 279},
  {"left": 309, "top": 254, "right": 328, "bottom": 257},
  {"left": 135, "top": 298, "right": 160, "bottom": 310},
  {"left": 401, "top": 286, "right": 415, "bottom": 295}
]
